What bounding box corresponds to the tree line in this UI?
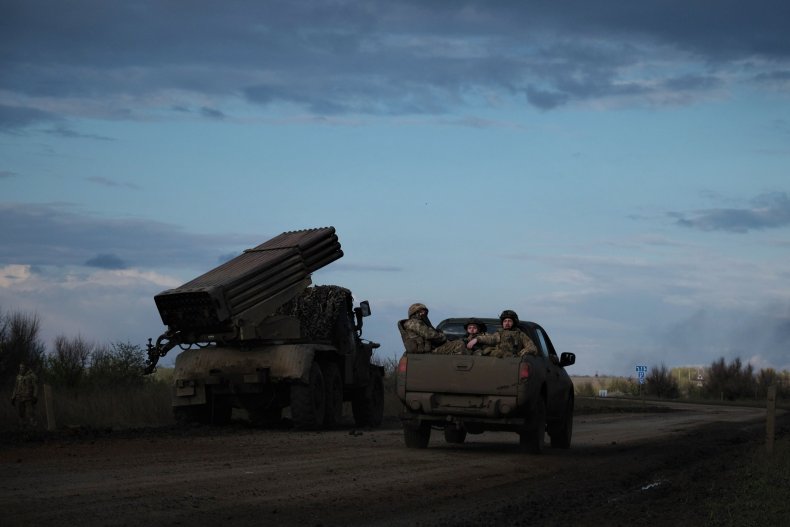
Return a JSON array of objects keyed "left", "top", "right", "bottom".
[
  {"left": 578, "top": 359, "right": 788, "bottom": 401},
  {"left": 0, "top": 308, "right": 152, "bottom": 391}
]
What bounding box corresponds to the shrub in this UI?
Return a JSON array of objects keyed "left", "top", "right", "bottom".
[
  {"left": 0, "top": 309, "right": 46, "bottom": 386},
  {"left": 646, "top": 363, "right": 680, "bottom": 399}
]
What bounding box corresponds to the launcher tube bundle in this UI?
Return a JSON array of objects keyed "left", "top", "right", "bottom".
[{"left": 154, "top": 227, "right": 343, "bottom": 337}]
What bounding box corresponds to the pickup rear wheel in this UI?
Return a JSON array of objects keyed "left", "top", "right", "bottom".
[
  {"left": 404, "top": 422, "right": 431, "bottom": 448},
  {"left": 290, "top": 362, "right": 326, "bottom": 430},
  {"left": 444, "top": 427, "right": 467, "bottom": 444},
  {"left": 550, "top": 396, "right": 574, "bottom": 449},
  {"left": 520, "top": 396, "right": 546, "bottom": 454},
  {"left": 322, "top": 363, "right": 343, "bottom": 428}
]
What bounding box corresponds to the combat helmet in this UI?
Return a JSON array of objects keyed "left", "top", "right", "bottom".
[
  {"left": 465, "top": 318, "right": 487, "bottom": 333},
  {"left": 408, "top": 303, "right": 428, "bottom": 318},
  {"left": 499, "top": 309, "right": 519, "bottom": 325}
]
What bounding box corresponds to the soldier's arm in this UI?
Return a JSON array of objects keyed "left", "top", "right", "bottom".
[
  {"left": 404, "top": 319, "right": 447, "bottom": 343},
  {"left": 518, "top": 335, "right": 539, "bottom": 357},
  {"left": 475, "top": 333, "right": 499, "bottom": 347}
]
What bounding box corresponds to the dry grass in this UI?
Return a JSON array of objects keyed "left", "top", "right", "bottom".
[{"left": 0, "top": 381, "right": 174, "bottom": 432}]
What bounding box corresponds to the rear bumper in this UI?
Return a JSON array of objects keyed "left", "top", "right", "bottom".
[{"left": 399, "top": 392, "right": 523, "bottom": 419}]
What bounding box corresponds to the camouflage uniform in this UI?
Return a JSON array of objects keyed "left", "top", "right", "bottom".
[
  {"left": 461, "top": 319, "right": 490, "bottom": 355},
  {"left": 397, "top": 303, "right": 450, "bottom": 354},
  {"left": 11, "top": 364, "right": 38, "bottom": 427},
  {"left": 475, "top": 328, "right": 538, "bottom": 358}
]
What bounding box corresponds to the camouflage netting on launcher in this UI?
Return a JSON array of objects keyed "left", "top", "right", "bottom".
[{"left": 276, "top": 285, "right": 353, "bottom": 342}]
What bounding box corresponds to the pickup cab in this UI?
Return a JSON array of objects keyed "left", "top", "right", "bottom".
[{"left": 396, "top": 318, "right": 576, "bottom": 453}]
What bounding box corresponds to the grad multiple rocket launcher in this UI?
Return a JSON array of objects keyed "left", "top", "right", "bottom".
[{"left": 146, "top": 227, "right": 384, "bottom": 429}]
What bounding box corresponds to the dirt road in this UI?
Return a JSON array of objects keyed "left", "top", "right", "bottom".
[{"left": 0, "top": 401, "right": 778, "bottom": 526}]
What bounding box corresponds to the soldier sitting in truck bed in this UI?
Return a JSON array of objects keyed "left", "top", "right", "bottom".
[
  {"left": 466, "top": 310, "right": 538, "bottom": 358},
  {"left": 462, "top": 318, "right": 491, "bottom": 355},
  {"left": 398, "top": 303, "right": 462, "bottom": 354}
]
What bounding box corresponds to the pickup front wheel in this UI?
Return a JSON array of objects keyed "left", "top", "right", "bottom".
[{"left": 404, "top": 422, "right": 431, "bottom": 448}]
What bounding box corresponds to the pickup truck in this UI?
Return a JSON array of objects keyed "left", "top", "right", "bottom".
[{"left": 396, "top": 317, "right": 576, "bottom": 453}]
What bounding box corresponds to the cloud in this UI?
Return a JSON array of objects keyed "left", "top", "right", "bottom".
[
  {"left": 85, "top": 176, "right": 141, "bottom": 190},
  {"left": 0, "top": 169, "right": 18, "bottom": 179},
  {"left": 200, "top": 106, "right": 225, "bottom": 120},
  {"left": 85, "top": 253, "right": 127, "bottom": 270},
  {"left": 673, "top": 191, "right": 790, "bottom": 232},
  {"left": 43, "top": 125, "right": 114, "bottom": 141},
  {"left": 0, "top": 202, "right": 255, "bottom": 269},
  {"left": 0, "top": 264, "right": 180, "bottom": 351},
  {"left": 0, "top": 104, "right": 61, "bottom": 132},
  {"left": 1, "top": 0, "right": 789, "bottom": 129}
]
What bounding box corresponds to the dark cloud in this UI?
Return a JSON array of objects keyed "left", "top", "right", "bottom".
[
  {"left": 43, "top": 125, "right": 114, "bottom": 141},
  {"left": 85, "top": 176, "right": 141, "bottom": 190},
  {"left": 0, "top": 104, "right": 60, "bottom": 132},
  {"left": 673, "top": 192, "right": 790, "bottom": 233},
  {"left": 85, "top": 253, "right": 127, "bottom": 270},
  {"left": 0, "top": 202, "right": 254, "bottom": 269},
  {"left": 200, "top": 107, "right": 225, "bottom": 120},
  {"left": 0, "top": 169, "right": 18, "bottom": 179},
  {"left": 659, "top": 305, "right": 790, "bottom": 371},
  {"left": 0, "top": 0, "right": 788, "bottom": 127}
]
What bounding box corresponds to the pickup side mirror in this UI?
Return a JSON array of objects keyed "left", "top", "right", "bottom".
[
  {"left": 559, "top": 352, "right": 576, "bottom": 368},
  {"left": 358, "top": 300, "right": 371, "bottom": 317}
]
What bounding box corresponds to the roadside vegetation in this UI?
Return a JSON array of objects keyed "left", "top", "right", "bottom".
[
  {"left": 1, "top": 307, "right": 788, "bottom": 431},
  {"left": 573, "top": 359, "right": 789, "bottom": 405}
]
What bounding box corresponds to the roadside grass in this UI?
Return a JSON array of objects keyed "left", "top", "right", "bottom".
[
  {"left": 0, "top": 371, "right": 175, "bottom": 432},
  {"left": 704, "top": 434, "right": 790, "bottom": 526}
]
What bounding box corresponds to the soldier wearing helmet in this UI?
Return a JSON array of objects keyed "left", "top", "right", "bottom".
[
  {"left": 467, "top": 309, "right": 538, "bottom": 358},
  {"left": 463, "top": 318, "right": 490, "bottom": 355},
  {"left": 397, "top": 303, "right": 449, "bottom": 354}
]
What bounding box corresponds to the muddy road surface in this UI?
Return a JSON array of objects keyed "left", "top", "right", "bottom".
[{"left": 1, "top": 402, "right": 778, "bottom": 526}]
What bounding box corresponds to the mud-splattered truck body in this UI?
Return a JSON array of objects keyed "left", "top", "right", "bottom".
[{"left": 146, "top": 227, "right": 384, "bottom": 429}]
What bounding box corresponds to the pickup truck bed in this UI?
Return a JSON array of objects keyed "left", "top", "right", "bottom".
[{"left": 396, "top": 318, "right": 575, "bottom": 453}]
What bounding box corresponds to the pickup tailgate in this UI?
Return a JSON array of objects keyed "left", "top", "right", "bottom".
[{"left": 404, "top": 354, "right": 520, "bottom": 395}]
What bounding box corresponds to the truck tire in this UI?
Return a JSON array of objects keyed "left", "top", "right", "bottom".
[
  {"left": 290, "top": 362, "right": 326, "bottom": 430},
  {"left": 520, "top": 396, "right": 546, "bottom": 454},
  {"left": 550, "top": 396, "right": 574, "bottom": 449},
  {"left": 173, "top": 405, "right": 209, "bottom": 425},
  {"left": 404, "top": 422, "right": 431, "bottom": 448},
  {"left": 444, "top": 427, "right": 467, "bottom": 444},
  {"left": 352, "top": 367, "right": 384, "bottom": 427},
  {"left": 210, "top": 400, "right": 233, "bottom": 425},
  {"left": 173, "top": 388, "right": 231, "bottom": 426},
  {"left": 323, "top": 363, "right": 343, "bottom": 428}
]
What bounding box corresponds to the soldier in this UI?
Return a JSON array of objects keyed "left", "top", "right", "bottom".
[
  {"left": 463, "top": 318, "right": 490, "bottom": 355},
  {"left": 467, "top": 310, "right": 538, "bottom": 358},
  {"left": 398, "top": 303, "right": 452, "bottom": 354},
  {"left": 11, "top": 363, "right": 38, "bottom": 428}
]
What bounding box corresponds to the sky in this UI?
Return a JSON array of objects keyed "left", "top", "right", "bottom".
[{"left": 2, "top": 0, "right": 789, "bottom": 377}]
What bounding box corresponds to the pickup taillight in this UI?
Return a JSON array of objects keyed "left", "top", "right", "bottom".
[
  {"left": 396, "top": 355, "right": 408, "bottom": 400},
  {"left": 519, "top": 362, "right": 530, "bottom": 381},
  {"left": 398, "top": 355, "right": 408, "bottom": 375}
]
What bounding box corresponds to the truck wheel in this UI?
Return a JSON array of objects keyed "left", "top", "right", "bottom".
[
  {"left": 404, "top": 422, "right": 431, "bottom": 448},
  {"left": 290, "top": 362, "right": 326, "bottom": 430},
  {"left": 173, "top": 405, "right": 209, "bottom": 425},
  {"left": 520, "top": 396, "right": 546, "bottom": 454},
  {"left": 550, "top": 396, "right": 574, "bottom": 449},
  {"left": 444, "top": 427, "right": 467, "bottom": 444},
  {"left": 210, "top": 400, "right": 233, "bottom": 425},
  {"left": 323, "top": 363, "right": 343, "bottom": 428},
  {"left": 352, "top": 367, "right": 384, "bottom": 428}
]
